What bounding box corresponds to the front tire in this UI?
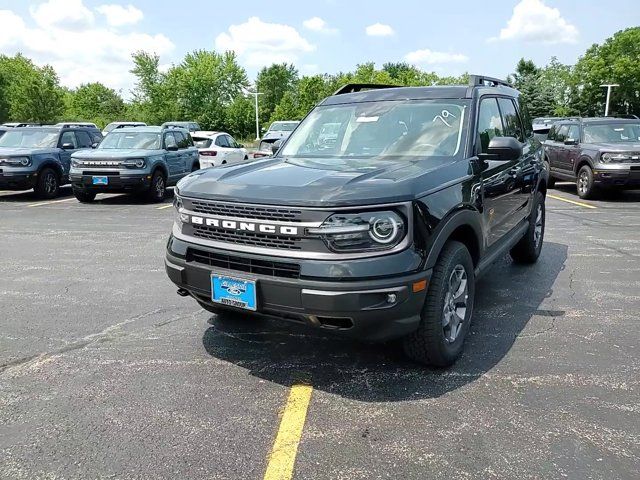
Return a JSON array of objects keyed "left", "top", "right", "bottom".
[
  {"left": 146, "top": 170, "right": 166, "bottom": 203},
  {"left": 34, "top": 168, "right": 59, "bottom": 199},
  {"left": 577, "top": 165, "right": 597, "bottom": 199},
  {"left": 510, "top": 191, "right": 545, "bottom": 264},
  {"left": 403, "top": 241, "right": 475, "bottom": 367},
  {"left": 544, "top": 160, "right": 555, "bottom": 188},
  {"left": 73, "top": 189, "right": 96, "bottom": 203}
]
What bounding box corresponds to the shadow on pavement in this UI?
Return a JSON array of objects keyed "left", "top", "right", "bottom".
[
  {"left": 0, "top": 186, "right": 73, "bottom": 202},
  {"left": 201, "top": 241, "right": 569, "bottom": 402},
  {"left": 553, "top": 182, "right": 640, "bottom": 202}
]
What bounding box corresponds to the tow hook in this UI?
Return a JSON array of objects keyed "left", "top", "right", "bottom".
[{"left": 176, "top": 288, "right": 190, "bottom": 297}]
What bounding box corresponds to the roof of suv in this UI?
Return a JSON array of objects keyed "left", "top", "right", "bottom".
[
  {"left": 116, "top": 126, "right": 190, "bottom": 134},
  {"left": 555, "top": 117, "right": 640, "bottom": 125}
]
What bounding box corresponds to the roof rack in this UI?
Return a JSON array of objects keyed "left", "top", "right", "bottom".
[
  {"left": 56, "top": 122, "right": 98, "bottom": 128},
  {"left": 333, "top": 83, "right": 399, "bottom": 95},
  {"left": 469, "top": 75, "right": 512, "bottom": 88}
]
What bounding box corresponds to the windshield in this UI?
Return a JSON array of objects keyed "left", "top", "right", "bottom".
[
  {"left": 583, "top": 123, "right": 640, "bottom": 143},
  {"left": 99, "top": 132, "right": 160, "bottom": 150},
  {"left": 270, "top": 122, "right": 298, "bottom": 132},
  {"left": 280, "top": 100, "right": 468, "bottom": 159},
  {"left": 0, "top": 129, "right": 58, "bottom": 148}
]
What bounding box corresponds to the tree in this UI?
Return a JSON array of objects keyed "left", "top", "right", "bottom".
[
  {"left": 571, "top": 27, "right": 640, "bottom": 116},
  {"left": 130, "top": 51, "right": 177, "bottom": 124},
  {"left": 66, "top": 82, "right": 125, "bottom": 127},
  {"left": 9, "top": 65, "right": 64, "bottom": 123},
  {"left": 256, "top": 63, "right": 298, "bottom": 125},
  {"left": 225, "top": 95, "right": 256, "bottom": 139}
]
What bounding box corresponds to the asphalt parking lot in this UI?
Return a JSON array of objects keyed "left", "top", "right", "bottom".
[{"left": 1, "top": 185, "right": 639, "bottom": 480}]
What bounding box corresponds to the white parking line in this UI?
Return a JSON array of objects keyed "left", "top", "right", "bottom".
[
  {"left": 157, "top": 204, "right": 173, "bottom": 210},
  {"left": 26, "top": 198, "right": 77, "bottom": 208}
]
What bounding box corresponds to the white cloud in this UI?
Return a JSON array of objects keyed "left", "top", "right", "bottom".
[
  {"left": 302, "top": 17, "right": 337, "bottom": 34},
  {"left": 491, "top": 0, "right": 578, "bottom": 44},
  {"left": 365, "top": 23, "right": 394, "bottom": 37},
  {"left": 404, "top": 49, "right": 469, "bottom": 65},
  {"left": 29, "top": 0, "right": 94, "bottom": 29},
  {"left": 96, "top": 4, "right": 144, "bottom": 27},
  {"left": 215, "top": 16, "right": 315, "bottom": 68},
  {"left": 0, "top": 3, "right": 174, "bottom": 94},
  {"left": 301, "top": 64, "right": 319, "bottom": 74}
]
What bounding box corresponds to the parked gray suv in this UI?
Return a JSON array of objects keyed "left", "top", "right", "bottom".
[
  {"left": 70, "top": 126, "right": 199, "bottom": 202},
  {"left": 544, "top": 117, "right": 640, "bottom": 198}
]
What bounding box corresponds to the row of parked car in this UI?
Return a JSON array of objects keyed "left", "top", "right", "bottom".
[
  {"left": 0, "top": 121, "right": 254, "bottom": 201},
  {"left": 533, "top": 116, "right": 640, "bottom": 199}
]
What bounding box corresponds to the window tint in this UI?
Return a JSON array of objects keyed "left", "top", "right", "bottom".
[
  {"left": 477, "top": 97, "right": 504, "bottom": 153},
  {"left": 226, "top": 135, "right": 238, "bottom": 148},
  {"left": 567, "top": 125, "right": 580, "bottom": 142},
  {"left": 215, "top": 135, "right": 229, "bottom": 147},
  {"left": 173, "top": 131, "right": 189, "bottom": 149},
  {"left": 498, "top": 98, "right": 524, "bottom": 141},
  {"left": 516, "top": 97, "right": 533, "bottom": 137},
  {"left": 75, "top": 130, "right": 93, "bottom": 148},
  {"left": 91, "top": 132, "right": 103, "bottom": 143},
  {"left": 556, "top": 125, "right": 569, "bottom": 142},
  {"left": 59, "top": 131, "right": 78, "bottom": 148},
  {"left": 547, "top": 126, "right": 557, "bottom": 141}
]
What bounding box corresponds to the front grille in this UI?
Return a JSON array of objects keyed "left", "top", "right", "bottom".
[
  {"left": 187, "top": 248, "right": 301, "bottom": 279},
  {"left": 190, "top": 199, "right": 302, "bottom": 222},
  {"left": 192, "top": 225, "right": 302, "bottom": 250}
]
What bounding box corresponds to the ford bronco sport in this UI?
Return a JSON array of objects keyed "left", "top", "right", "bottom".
[{"left": 165, "top": 76, "right": 548, "bottom": 366}]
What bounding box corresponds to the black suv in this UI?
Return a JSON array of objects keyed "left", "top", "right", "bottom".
[
  {"left": 544, "top": 117, "right": 640, "bottom": 199},
  {"left": 165, "top": 76, "right": 547, "bottom": 366}
]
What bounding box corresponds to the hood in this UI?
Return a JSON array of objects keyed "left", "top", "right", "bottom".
[
  {"left": 71, "top": 148, "right": 162, "bottom": 159},
  {"left": 0, "top": 147, "right": 60, "bottom": 156},
  {"left": 586, "top": 142, "right": 640, "bottom": 152},
  {"left": 177, "top": 156, "right": 469, "bottom": 207}
]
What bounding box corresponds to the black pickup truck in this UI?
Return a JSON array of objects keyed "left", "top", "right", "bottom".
[{"left": 165, "top": 76, "right": 548, "bottom": 366}]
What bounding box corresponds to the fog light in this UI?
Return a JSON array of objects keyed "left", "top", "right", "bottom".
[{"left": 387, "top": 293, "right": 397, "bottom": 304}]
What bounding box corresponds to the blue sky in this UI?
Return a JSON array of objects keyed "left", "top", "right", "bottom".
[{"left": 0, "top": 0, "right": 638, "bottom": 94}]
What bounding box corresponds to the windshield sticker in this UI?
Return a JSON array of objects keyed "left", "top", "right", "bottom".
[
  {"left": 356, "top": 116, "right": 379, "bottom": 123},
  {"left": 433, "top": 109, "right": 457, "bottom": 128}
]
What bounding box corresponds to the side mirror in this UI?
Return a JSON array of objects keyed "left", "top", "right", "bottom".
[
  {"left": 564, "top": 138, "right": 578, "bottom": 146},
  {"left": 61, "top": 143, "right": 75, "bottom": 150},
  {"left": 91, "top": 142, "right": 99, "bottom": 149},
  {"left": 271, "top": 139, "right": 282, "bottom": 155},
  {"left": 166, "top": 144, "right": 178, "bottom": 151},
  {"left": 238, "top": 144, "right": 245, "bottom": 148},
  {"left": 480, "top": 137, "right": 522, "bottom": 161}
]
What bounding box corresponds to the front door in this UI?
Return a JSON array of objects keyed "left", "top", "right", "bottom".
[
  {"left": 561, "top": 124, "right": 581, "bottom": 175},
  {"left": 163, "top": 132, "right": 181, "bottom": 179}
]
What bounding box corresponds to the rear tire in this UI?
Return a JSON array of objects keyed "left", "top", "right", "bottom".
[
  {"left": 577, "top": 165, "right": 597, "bottom": 199},
  {"left": 34, "top": 168, "right": 59, "bottom": 199},
  {"left": 403, "top": 241, "right": 475, "bottom": 367},
  {"left": 510, "top": 191, "right": 545, "bottom": 264},
  {"left": 73, "top": 188, "right": 96, "bottom": 203},
  {"left": 146, "top": 170, "right": 166, "bottom": 203}
]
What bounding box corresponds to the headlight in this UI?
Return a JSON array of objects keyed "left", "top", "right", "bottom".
[
  {"left": 0, "top": 156, "right": 30, "bottom": 166},
  {"left": 173, "top": 195, "right": 189, "bottom": 224},
  {"left": 71, "top": 158, "right": 81, "bottom": 167},
  {"left": 308, "top": 210, "right": 406, "bottom": 252},
  {"left": 601, "top": 152, "right": 640, "bottom": 163},
  {"left": 123, "top": 158, "right": 146, "bottom": 168}
]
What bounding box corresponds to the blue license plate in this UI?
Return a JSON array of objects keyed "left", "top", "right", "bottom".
[
  {"left": 211, "top": 275, "right": 257, "bottom": 311},
  {"left": 92, "top": 176, "right": 108, "bottom": 185}
]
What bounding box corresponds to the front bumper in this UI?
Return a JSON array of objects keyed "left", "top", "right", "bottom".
[
  {"left": 165, "top": 236, "right": 430, "bottom": 342},
  {"left": 0, "top": 171, "right": 37, "bottom": 190},
  {"left": 593, "top": 165, "right": 640, "bottom": 188},
  {"left": 70, "top": 172, "right": 151, "bottom": 192}
]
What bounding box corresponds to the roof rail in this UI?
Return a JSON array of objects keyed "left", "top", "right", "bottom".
[
  {"left": 333, "top": 83, "right": 399, "bottom": 95},
  {"left": 469, "top": 75, "right": 512, "bottom": 88},
  {"left": 56, "top": 122, "right": 97, "bottom": 128}
]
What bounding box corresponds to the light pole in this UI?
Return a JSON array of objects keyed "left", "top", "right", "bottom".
[
  {"left": 600, "top": 84, "right": 619, "bottom": 117},
  {"left": 244, "top": 87, "right": 264, "bottom": 141}
]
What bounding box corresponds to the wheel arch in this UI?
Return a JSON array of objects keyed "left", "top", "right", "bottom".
[
  {"left": 424, "top": 208, "right": 483, "bottom": 270},
  {"left": 37, "top": 159, "right": 63, "bottom": 178},
  {"left": 575, "top": 156, "right": 594, "bottom": 175}
]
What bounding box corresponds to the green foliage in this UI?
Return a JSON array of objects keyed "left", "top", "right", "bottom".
[
  {"left": 0, "top": 54, "right": 65, "bottom": 123},
  {"left": 65, "top": 82, "right": 125, "bottom": 128},
  {"left": 256, "top": 63, "right": 298, "bottom": 125},
  {"left": 225, "top": 95, "right": 256, "bottom": 139}
]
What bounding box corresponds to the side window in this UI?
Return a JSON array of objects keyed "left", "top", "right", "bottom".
[
  {"left": 59, "top": 131, "right": 78, "bottom": 148},
  {"left": 173, "top": 131, "right": 188, "bottom": 149},
  {"left": 498, "top": 98, "right": 524, "bottom": 141},
  {"left": 184, "top": 133, "right": 194, "bottom": 147},
  {"left": 547, "top": 126, "right": 557, "bottom": 141},
  {"left": 226, "top": 135, "right": 238, "bottom": 148},
  {"left": 556, "top": 125, "right": 569, "bottom": 143},
  {"left": 215, "top": 135, "right": 229, "bottom": 148},
  {"left": 75, "top": 130, "right": 92, "bottom": 148},
  {"left": 515, "top": 97, "right": 533, "bottom": 137},
  {"left": 567, "top": 125, "right": 580, "bottom": 142},
  {"left": 92, "top": 132, "right": 103, "bottom": 144},
  {"left": 477, "top": 97, "right": 504, "bottom": 154},
  {"left": 164, "top": 132, "right": 177, "bottom": 149}
]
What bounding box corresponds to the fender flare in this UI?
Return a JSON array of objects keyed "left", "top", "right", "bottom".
[
  {"left": 574, "top": 156, "right": 594, "bottom": 175},
  {"left": 424, "top": 207, "right": 484, "bottom": 270},
  {"left": 37, "top": 159, "right": 64, "bottom": 177},
  {"left": 150, "top": 161, "right": 169, "bottom": 179}
]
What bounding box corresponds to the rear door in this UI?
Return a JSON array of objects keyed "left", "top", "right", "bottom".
[
  {"left": 214, "top": 134, "right": 232, "bottom": 163},
  {"left": 225, "top": 135, "right": 244, "bottom": 162}
]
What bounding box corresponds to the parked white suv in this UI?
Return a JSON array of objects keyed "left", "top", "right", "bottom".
[{"left": 191, "top": 131, "right": 248, "bottom": 168}]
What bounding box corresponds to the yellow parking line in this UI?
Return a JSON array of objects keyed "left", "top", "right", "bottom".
[
  {"left": 263, "top": 383, "right": 313, "bottom": 480},
  {"left": 548, "top": 194, "right": 597, "bottom": 209},
  {"left": 156, "top": 204, "right": 173, "bottom": 210},
  {"left": 26, "top": 197, "right": 76, "bottom": 208}
]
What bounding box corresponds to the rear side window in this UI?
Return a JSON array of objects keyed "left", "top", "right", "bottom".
[
  {"left": 215, "top": 135, "right": 229, "bottom": 147},
  {"left": 75, "top": 130, "right": 93, "bottom": 148},
  {"left": 515, "top": 97, "right": 533, "bottom": 137},
  {"left": 477, "top": 98, "right": 504, "bottom": 153},
  {"left": 498, "top": 98, "right": 524, "bottom": 141}
]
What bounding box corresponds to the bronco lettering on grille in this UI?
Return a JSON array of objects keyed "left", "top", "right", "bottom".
[{"left": 188, "top": 215, "right": 299, "bottom": 236}]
